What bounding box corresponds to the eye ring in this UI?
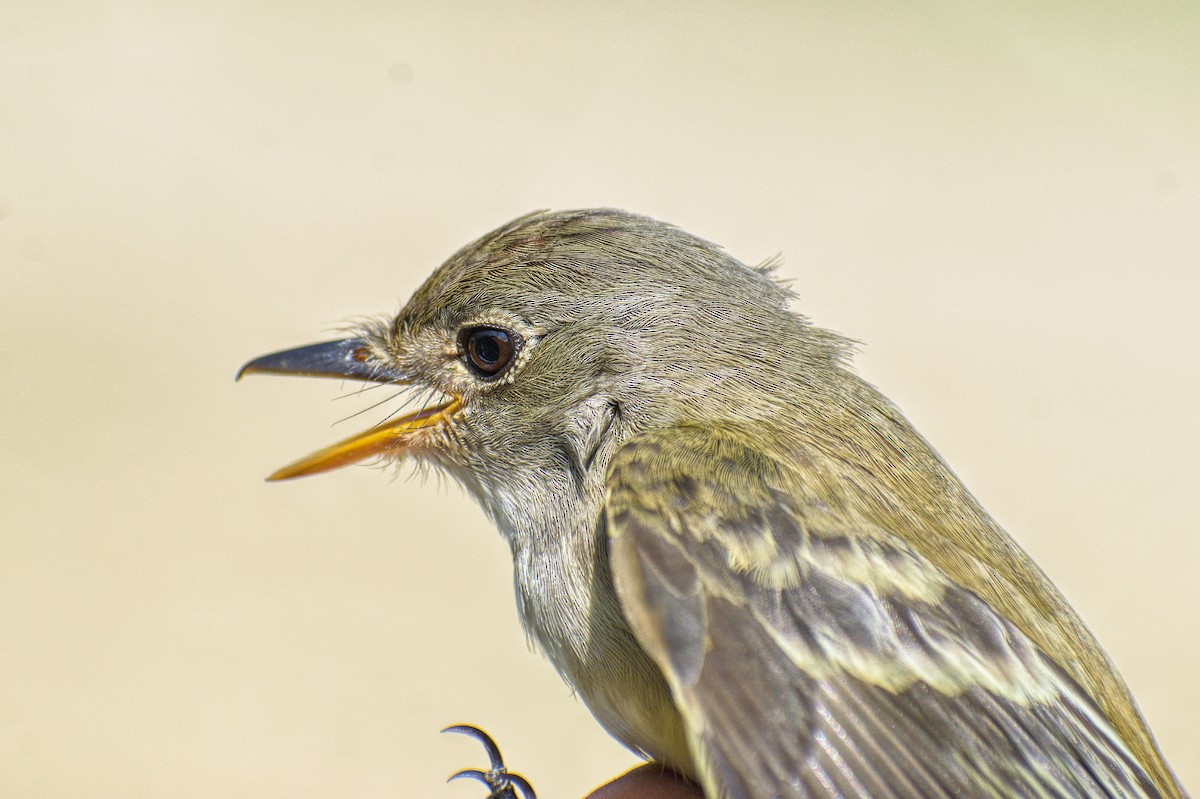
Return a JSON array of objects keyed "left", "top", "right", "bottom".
[{"left": 460, "top": 326, "right": 521, "bottom": 379}]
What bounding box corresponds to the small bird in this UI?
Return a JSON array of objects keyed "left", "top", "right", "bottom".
[{"left": 240, "top": 209, "right": 1185, "bottom": 798}]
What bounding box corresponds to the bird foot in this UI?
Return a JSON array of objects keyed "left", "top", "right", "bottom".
[{"left": 443, "top": 724, "right": 536, "bottom": 799}]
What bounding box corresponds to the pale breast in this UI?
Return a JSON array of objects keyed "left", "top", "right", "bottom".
[{"left": 511, "top": 522, "right": 695, "bottom": 777}]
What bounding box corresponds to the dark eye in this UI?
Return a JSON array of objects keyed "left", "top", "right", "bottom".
[{"left": 461, "top": 326, "right": 520, "bottom": 378}]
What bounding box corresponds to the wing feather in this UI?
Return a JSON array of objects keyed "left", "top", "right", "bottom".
[{"left": 606, "top": 425, "right": 1162, "bottom": 799}]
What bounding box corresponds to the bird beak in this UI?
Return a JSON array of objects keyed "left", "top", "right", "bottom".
[{"left": 237, "top": 338, "right": 461, "bottom": 481}]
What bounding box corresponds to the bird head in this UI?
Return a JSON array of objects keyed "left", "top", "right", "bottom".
[{"left": 239, "top": 209, "right": 848, "bottom": 535}]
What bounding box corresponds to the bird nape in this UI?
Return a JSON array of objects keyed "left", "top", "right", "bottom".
[{"left": 239, "top": 209, "right": 1185, "bottom": 799}]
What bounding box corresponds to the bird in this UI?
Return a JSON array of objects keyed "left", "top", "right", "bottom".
[{"left": 239, "top": 209, "right": 1186, "bottom": 798}]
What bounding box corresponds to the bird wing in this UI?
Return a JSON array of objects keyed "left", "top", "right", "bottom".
[{"left": 604, "top": 424, "right": 1161, "bottom": 799}]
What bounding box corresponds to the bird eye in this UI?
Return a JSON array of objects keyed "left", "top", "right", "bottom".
[{"left": 461, "top": 326, "right": 520, "bottom": 379}]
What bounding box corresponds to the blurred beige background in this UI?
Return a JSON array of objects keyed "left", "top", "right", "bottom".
[{"left": 2, "top": 2, "right": 1197, "bottom": 796}]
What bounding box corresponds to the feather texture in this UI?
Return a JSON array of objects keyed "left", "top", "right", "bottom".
[{"left": 608, "top": 424, "right": 1162, "bottom": 798}]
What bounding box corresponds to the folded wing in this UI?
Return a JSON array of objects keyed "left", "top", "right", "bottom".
[{"left": 605, "top": 425, "right": 1160, "bottom": 799}]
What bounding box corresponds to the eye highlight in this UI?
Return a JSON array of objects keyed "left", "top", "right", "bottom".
[{"left": 460, "top": 326, "right": 521, "bottom": 379}]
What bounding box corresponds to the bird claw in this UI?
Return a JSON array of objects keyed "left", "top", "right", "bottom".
[{"left": 443, "top": 725, "right": 536, "bottom": 799}]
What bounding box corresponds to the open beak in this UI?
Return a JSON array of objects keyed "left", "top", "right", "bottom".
[{"left": 238, "top": 338, "right": 460, "bottom": 481}]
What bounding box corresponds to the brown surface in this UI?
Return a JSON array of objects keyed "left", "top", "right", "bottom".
[
  {"left": 587, "top": 764, "right": 703, "bottom": 799},
  {"left": 1, "top": 3, "right": 1196, "bottom": 797}
]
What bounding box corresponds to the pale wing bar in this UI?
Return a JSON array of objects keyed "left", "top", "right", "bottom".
[{"left": 607, "top": 426, "right": 1160, "bottom": 799}]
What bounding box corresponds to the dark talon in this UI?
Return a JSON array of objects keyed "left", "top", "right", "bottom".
[
  {"left": 443, "top": 725, "right": 536, "bottom": 799},
  {"left": 449, "top": 769, "right": 492, "bottom": 787},
  {"left": 443, "top": 724, "right": 505, "bottom": 770}
]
